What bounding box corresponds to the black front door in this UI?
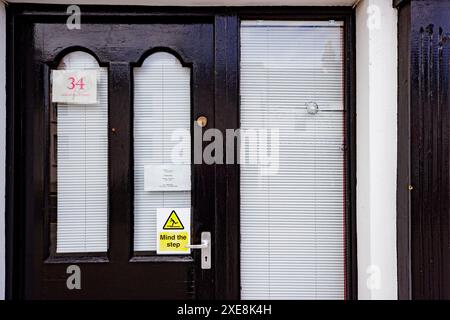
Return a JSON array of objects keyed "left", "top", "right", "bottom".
[
  {"left": 19, "top": 16, "right": 218, "bottom": 299},
  {"left": 10, "top": 6, "right": 354, "bottom": 301}
]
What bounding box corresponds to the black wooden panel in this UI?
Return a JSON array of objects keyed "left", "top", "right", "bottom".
[
  {"left": 109, "top": 62, "right": 132, "bottom": 263},
  {"left": 397, "top": 0, "right": 412, "bottom": 300},
  {"left": 20, "top": 20, "right": 214, "bottom": 300},
  {"left": 398, "top": 0, "right": 450, "bottom": 300},
  {"left": 214, "top": 15, "right": 240, "bottom": 299}
]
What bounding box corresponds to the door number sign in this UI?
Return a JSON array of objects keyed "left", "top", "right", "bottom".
[
  {"left": 157, "top": 208, "right": 191, "bottom": 254},
  {"left": 52, "top": 69, "right": 98, "bottom": 104}
]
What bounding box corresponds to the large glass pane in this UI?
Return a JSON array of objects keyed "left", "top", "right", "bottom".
[
  {"left": 133, "top": 52, "right": 191, "bottom": 252},
  {"left": 55, "top": 51, "right": 108, "bottom": 253},
  {"left": 240, "top": 20, "right": 346, "bottom": 299}
]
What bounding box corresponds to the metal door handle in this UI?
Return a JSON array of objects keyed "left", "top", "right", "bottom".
[
  {"left": 185, "top": 242, "right": 208, "bottom": 249},
  {"left": 185, "top": 231, "right": 211, "bottom": 269}
]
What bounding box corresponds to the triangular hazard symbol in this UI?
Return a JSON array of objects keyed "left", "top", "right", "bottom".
[{"left": 163, "top": 210, "right": 184, "bottom": 230}]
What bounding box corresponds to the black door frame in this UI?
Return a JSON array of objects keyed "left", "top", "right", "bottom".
[{"left": 6, "top": 4, "right": 356, "bottom": 300}]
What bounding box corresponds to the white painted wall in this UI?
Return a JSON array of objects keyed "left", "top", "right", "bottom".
[
  {"left": 355, "top": 0, "right": 398, "bottom": 300},
  {"left": 0, "top": 0, "right": 6, "bottom": 301},
  {"left": 0, "top": 0, "right": 401, "bottom": 300}
]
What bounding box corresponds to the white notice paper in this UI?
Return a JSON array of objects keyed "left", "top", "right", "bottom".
[
  {"left": 52, "top": 69, "right": 98, "bottom": 104},
  {"left": 144, "top": 164, "right": 191, "bottom": 192}
]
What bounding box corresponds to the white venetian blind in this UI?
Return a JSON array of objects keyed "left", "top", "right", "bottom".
[
  {"left": 56, "top": 51, "right": 108, "bottom": 253},
  {"left": 240, "top": 21, "right": 346, "bottom": 299},
  {"left": 134, "top": 52, "right": 191, "bottom": 252}
]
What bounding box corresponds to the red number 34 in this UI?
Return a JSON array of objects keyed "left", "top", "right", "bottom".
[{"left": 67, "top": 77, "right": 85, "bottom": 90}]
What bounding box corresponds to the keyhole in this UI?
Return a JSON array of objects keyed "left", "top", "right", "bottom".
[{"left": 204, "top": 255, "right": 208, "bottom": 262}]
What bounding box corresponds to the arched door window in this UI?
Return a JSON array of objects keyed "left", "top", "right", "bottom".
[
  {"left": 133, "top": 52, "right": 191, "bottom": 252},
  {"left": 51, "top": 51, "right": 109, "bottom": 253}
]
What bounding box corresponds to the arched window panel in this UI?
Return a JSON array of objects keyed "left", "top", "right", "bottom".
[
  {"left": 54, "top": 51, "right": 108, "bottom": 253},
  {"left": 133, "top": 52, "right": 191, "bottom": 252}
]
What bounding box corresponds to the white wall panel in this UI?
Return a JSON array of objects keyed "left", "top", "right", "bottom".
[{"left": 356, "top": 0, "right": 398, "bottom": 300}]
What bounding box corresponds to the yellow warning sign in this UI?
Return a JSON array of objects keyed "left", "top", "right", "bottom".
[
  {"left": 163, "top": 210, "right": 184, "bottom": 230},
  {"left": 159, "top": 231, "right": 189, "bottom": 252},
  {"left": 157, "top": 208, "right": 191, "bottom": 255}
]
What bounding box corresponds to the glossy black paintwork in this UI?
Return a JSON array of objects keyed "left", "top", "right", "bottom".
[
  {"left": 6, "top": 5, "right": 356, "bottom": 300},
  {"left": 397, "top": 0, "right": 450, "bottom": 300}
]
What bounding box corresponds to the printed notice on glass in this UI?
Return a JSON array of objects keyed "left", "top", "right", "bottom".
[
  {"left": 144, "top": 164, "right": 191, "bottom": 192},
  {"left": 51, "top": 69, "right": 98, "bottom": 104}
]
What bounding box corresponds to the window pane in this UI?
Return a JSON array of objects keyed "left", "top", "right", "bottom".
[
  {"left": 134, "top": 52, "right": 191, "bottom": 252},
  {"left": 56, "top": 51, "right": 108, "bottom": 253},
  {"left": 240, "top": 20, "right": 346, "bottom": 299}
]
